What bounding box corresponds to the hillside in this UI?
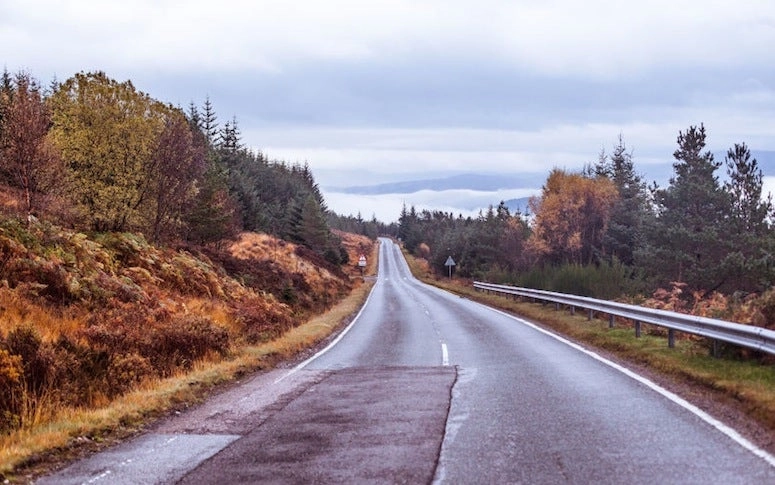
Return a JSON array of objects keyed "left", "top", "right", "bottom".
[{"left": 0, "top": 210, "right": 372, "bottom": 439}]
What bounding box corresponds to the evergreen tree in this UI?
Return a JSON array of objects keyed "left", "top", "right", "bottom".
[
  {"left": 184, "top": 160, "right": 238, "bottom": 244},
  {"left": 398, "top": 203, "right": 422, "bottom": 253},
  {"left": 201, "top": 96, "right": 218, "bottom": 145},
  {"left": 642, "top": 124, "right": 732, "bottom": 291},
  {"left": 187, "top": 101, "right": 202, "bottom": 132},
  {"left": 724, "top": 143, "right": 771, "bottom": 234},
  {"left": 720, "top": 143, "right": 775, "bottom": 290},
  {"left": 0, "top": 69, "right": 12, "bottom": 149},
  {"left": 218, "top": 116, "right": 242, "bottom": 152},
  {"left": 595, "top": 135, "right": 649, "bottom": 265}
]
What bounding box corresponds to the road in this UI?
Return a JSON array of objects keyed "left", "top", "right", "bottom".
[{"left": 40, "top": 237, "right": 775, "bottom": 484}]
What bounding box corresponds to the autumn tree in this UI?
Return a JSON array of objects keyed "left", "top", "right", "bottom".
[
  {"left": 0, "top": 72, "right": 59, "bottom": 216},
  {"left": 146, "top": 110, "right": 208, "bottom": 243},
  {"left": 48, "top": 72, "right": 167, "bottom": 232},
  {"left": 527, "top": 169, "right": 619, "bottom": 265}
]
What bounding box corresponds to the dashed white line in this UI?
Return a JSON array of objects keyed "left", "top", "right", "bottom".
[{"left": 441, "top": 343, "right": 449, "bottom": 366}]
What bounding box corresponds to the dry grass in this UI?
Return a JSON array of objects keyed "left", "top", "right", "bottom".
[
  {"left": 0, "top": 235, "right": 379, "bottom": 481},
  {"left": 0, "top": 289, "right": 85, "bottom": 342}
]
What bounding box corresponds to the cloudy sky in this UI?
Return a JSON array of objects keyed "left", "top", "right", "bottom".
[{"left": 3, "top": 1, "right": 775, "bottom": 221}]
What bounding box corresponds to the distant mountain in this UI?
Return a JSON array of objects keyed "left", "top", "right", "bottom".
[
  {"left": 752, "top": 150, "right": 775, "bottom": 174},
  {"left": 328, "top": 173, "right": 546, "bottom": 195},
  {"left": 504, "top": 197, "right": 531, "bottom": 215}
]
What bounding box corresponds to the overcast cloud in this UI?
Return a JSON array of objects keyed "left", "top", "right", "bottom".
[{"left": 3, "top": 1, "right": 774, "bottom": 221}]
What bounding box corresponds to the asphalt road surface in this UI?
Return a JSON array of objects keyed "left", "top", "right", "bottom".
[{"left": 40, "top": 238, "right": 775, "bottom": 484}]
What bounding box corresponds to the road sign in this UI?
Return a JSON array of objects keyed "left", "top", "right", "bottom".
[
  {"left": 358, "top": 255, "right": 367, "bottom": 267},
  {"left": 444, "top": 256, "right": 455, "bottom": 278}
]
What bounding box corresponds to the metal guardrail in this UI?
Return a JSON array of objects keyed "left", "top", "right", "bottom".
[{"left": 473, "top": 281, "right": 775, "bottom": 356}]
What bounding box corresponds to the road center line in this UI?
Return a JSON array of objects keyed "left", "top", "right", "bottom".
[{"left": 441, "top": 343, "right": 449, "bottom": 366}]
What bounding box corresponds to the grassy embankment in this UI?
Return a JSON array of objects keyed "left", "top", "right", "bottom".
[
  {"left": 0, "top": 221, "right": 378, "bottom": 480},
  {"left": 404, "top": 251, "right": 775, "bottom": 438}
]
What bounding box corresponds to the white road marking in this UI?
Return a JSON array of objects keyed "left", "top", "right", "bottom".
[
  {"left": 483, "top": 305, "right": 775, "bottom": 469},
  {"left": 274, "top": 277, "right": 379, "bottom": 384},
  {"left": 441, "top": 343, "right": 449, "bottom": 366}
]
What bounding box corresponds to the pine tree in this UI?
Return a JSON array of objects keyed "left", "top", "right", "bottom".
[
  {"left": 719, "top": 143, "right": 775, "bottom": 290},
  {"left": 724, "top": 143, "right": 771, "bottom": 234},
  {"left": 201, "top": 96, "right": 218, "bottom": 145},
  {"left": 218, "top": 116, "right": 242, "bottom": 152},
  {"left": 644, "top": 124, "right": 732, "bottom": 291},
  {"left": 187, "top": 101, "right": 202, "bottom": 132},
  {"left": 0, "top": 69, "right": 12, "bottom": 149},
  {"left": 596, "top": 135, "right": 649, "bottom": 265}
]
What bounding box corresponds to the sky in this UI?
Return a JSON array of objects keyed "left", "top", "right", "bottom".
[{"left": 3, "top": 0, "right": 775, "bottom": 222}]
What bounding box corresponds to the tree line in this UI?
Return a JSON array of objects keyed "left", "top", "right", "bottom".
[
  {"left": 398, "top": 127, "right": 774, "bottom": 297},
  {"left": 0, "top": 70, "right": 346, "bottom": 263}
]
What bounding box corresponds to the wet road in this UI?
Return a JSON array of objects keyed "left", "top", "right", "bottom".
[{"left": 41, "top": 238, "right": 775, "bottom": 484}]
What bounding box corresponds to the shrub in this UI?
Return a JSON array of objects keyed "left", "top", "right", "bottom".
[
  {"left": 5, "top": 325, "right": 54, "bottom": 397},
  {"left": 513, "top": 261, "right": 645, "bottom": 300},
  {"left": 148, "top": 315, "right": 231, "bottom": 375},
  {"left": 81, "top": 305, "right": 231, "bottom": 378},
  {"left": 231, "top": 296, "right": 294, "bottom": 344},
  {"left": 0, "top": 348, "right": 23, "bottom": 433},
  {"left": 107, "top": 353, "right": 154, "bottom": 396}
]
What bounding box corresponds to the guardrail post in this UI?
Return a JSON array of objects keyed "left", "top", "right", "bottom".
[
  {"left": 570, "top": 306, "right": 575, "bottom": 316},
  {"left": 635, "top": 320, "right": 641, "bottom": 338},
  {"left": 554, "top": 302, "right": 560, "bottom": 311},
  {"left": 712, "top": 340, "right": 719, "bottom": 358},
  {"left": 668, "top": 329, "right": 675, "bottom": 348},
  {"left": 609, "top": 315, "right": 615, "bottom": 328},
  {"left": 588, "top": 309, "right": 594, "bottom": 321}
]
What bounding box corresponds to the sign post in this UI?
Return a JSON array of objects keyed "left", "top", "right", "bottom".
[
  {"left": 444, "top": 256, "right": 456, "bottom": 279},
  {"left": 358, "top": 254, "right": 367, "bottom": 276}
]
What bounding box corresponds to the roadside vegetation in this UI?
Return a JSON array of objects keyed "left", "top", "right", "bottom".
[
  {"left": 0, "top": 67, "right": 381, "bottom": 479},
  {"left": 390, "top": 125, "right": 775, "bottom": 444},
  {"left": 397, "top": 129, "right": 774, "bottom": 299},
  {"left": 3, "top": 63, "right": 775, "bottom": 474},
  {"left": 404, "top": 252, "right": 775, "bottom": 442}
]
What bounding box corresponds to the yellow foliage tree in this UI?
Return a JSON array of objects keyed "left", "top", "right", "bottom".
[
  {"left": 527, "top": 169, "right": 619, "bottom": 265},
  {"left": 48, "top": 72, "right": 168, "bottom": 232}
]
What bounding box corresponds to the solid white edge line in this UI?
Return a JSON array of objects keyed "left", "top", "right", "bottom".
[
  {"left": 273, "top": 273, "right": 380, "bottom": 384},
  {"left": 441, "top": 343, "right": 449, "bottom": 366},
  {"left": 480, "top": 304, "right": 775, "bottom": 469}
]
